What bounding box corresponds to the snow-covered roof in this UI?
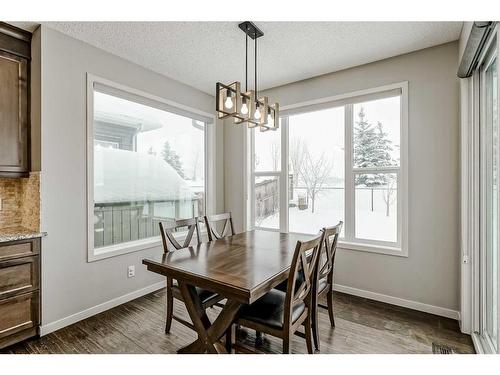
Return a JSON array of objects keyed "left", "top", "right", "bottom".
[
  {"left": 95, "top": 110, "right": 163, "bottom": 133},
  {"left": 94, "top": 147, "right": 194, "bottom": 204}
]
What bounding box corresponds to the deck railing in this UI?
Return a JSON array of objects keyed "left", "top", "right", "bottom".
[{"left": 93, "top": 196, "right": 203, "bottom": 248}]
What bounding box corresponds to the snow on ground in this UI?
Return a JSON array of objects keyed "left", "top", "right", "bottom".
[{"left": 258, "top": 188, "right": 397, "bottom": 243}]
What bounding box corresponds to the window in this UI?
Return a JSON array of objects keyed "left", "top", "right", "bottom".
[
  {"left": 288, "top": 107, "right": 345, "bottom": 236},
  {"left": 352, "top": 96, "right": 401, "bottom": 245},
  {"left": 254, "top": 175, "right": 280, "bottom": 229},
  {"left": 252, "top": 127, "right": 281, "bottom": 230},
  {"left": 250, "top": 83, "right": 408, "bottom": 256},
  {"left": 87, "top": 75, "right": 214, "bottom": 260}
]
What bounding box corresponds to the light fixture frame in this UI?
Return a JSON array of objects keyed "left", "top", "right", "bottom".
[
  {"left": 254, "top": 96, "right": 269, "bottom": 128},
  {"left": 260, "top": 102, "right": 280, "bottom": 132},
  {"left": 216, "top": 81, "right": 241, "bottom": 120},
  {"left": 216, "top": 22, "right": 279, "bottom": 131},
  {"left": 234, "top": 90, "right": 258, "bottom": 126}
]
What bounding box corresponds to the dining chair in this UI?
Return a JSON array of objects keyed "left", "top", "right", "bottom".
[
  {"left": 226, "top": 232, "right": 325, "bottom": 354},
  {"left": 203, "top": 212, "right": 235, "bottom": 241},
  {"left": 159, "top": 218, "right": 224, "bottom": 333},
  {"left": 311, "top": 221, "right": 343, "bottom": 351}
]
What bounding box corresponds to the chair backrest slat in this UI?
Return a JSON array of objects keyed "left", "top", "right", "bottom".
[
  {"left": 318, "top": 221, "right": 343, "bottom": 282},
  {"left": 204, "top": 212, "right": 235, "bottom": 241},
  {"left": 283, "top": 232, "right": 325, "bottom": 328},
  {"left": 159, "top": 217, "right": 201, "bottom": 253}
]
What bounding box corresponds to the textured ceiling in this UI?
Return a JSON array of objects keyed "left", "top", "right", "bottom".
[{"left": 12, "top": 22, "right": 462, "bottom": 94}]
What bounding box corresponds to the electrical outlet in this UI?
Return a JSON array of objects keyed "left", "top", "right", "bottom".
[{"left": 127, "top": 265, "right": 135, "bottom": 278}]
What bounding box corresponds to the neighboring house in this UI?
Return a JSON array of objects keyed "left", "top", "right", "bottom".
[
  {"left": 92, "top": 112, "right": 200, "bottom": 248},
  {"left": 93, "top": 110, "right": 162, "bottom": 150}
]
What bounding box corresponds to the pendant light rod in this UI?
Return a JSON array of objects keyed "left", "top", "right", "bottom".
[
  {"left": 239, "top": 21, "right": 263, "bottom": 94},
  {"left": 255, "top": 34, "right": 257, "bottom": 97},
  {"left": 245, "top": 28, "right": 248, "bottom": 92}
]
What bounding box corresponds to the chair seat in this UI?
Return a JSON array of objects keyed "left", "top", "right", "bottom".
[
  {"left": 171, "top": 282, "right": 219, "bottom": 305},
  {"left": 239, "top": 290, "right": 306, "bottom": 329}
]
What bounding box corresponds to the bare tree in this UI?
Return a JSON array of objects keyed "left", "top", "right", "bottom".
[
  {"left": 299, "top": 146, "right": 332, "bottom": 213},
  {"left": 382, "top": 176, "right": 397, "bottom": 216},
  {"left": 289, "top": 137, "right": 305, "bottom": 187}
]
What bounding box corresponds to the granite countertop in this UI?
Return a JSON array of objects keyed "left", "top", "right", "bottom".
[{"left": 0, "top": 226, "right": 47, "bottom": 243}]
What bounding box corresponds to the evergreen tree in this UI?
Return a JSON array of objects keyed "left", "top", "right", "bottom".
[
  {"left": 161, "top": 141, "right": 185, "bottom": 178},
  {"left": 353, "top": 108, "right": 395, "bottom": 186},
  {"left": 354, "top": 108, "right": 378, "bottom": 185},
  {"left": 374, "top": 121, "right": 394, "bottom": 167}
]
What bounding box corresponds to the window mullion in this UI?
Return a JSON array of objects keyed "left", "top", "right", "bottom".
[
  {"left": 352, "top": 166, "right": 400, "bottom": 174},
  {"left": 281, "top": 117, "right": 289, "bottom": 233},
  {"left": 249, "top": 128, "right": 256, "bottom": 231},
  {"left": 344, "top": 104, "right": 355, "bottom": 241}
]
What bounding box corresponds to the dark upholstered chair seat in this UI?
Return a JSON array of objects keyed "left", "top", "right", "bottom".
[
  {"left": 239, "top": 290, "right": 306, "bottom": 329},
  {"left": 171, "top": 281, "right": 219, "bottom": 305}
]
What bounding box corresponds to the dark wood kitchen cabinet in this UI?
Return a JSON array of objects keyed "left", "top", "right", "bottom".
[
  {"left": 0, "top": 237, "right": 41, "bottom": 349},
  {"left": 0, "top": 22, "right": 31, "bottom": 178}
]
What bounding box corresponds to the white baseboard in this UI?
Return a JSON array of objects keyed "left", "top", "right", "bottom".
[
  {"left": 40, "top": 280, "right": 459, "bottom": 337},
  {"left": 333, "top": 283, "right": 460, "bottom": 320},
  {"left": 39, "top": 280, "right": 166, "bottom": 336}
]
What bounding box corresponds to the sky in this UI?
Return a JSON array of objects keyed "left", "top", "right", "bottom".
[{"left": 254, "top": 95, "right": 401, "bottom": 179}]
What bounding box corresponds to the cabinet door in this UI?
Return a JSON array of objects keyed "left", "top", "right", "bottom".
[
  {"left": 0, "top": 50, "right": 28, "bottom": 176},
  {"left": 0, "top": 256, "right": 39, "bottom": 299},
  {"left": 0, "top": 291, "right": 39, "bottom": 340}
]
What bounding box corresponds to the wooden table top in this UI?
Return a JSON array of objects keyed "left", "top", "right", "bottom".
[{"left": 143, "top": 230, "right": 313, "bottom": 304}]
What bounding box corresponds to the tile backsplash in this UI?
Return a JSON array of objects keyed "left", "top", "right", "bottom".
[{"left": 0, "top": 172, "right": 40, "bottom": 231}]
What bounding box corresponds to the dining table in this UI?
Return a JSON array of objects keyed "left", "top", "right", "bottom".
[{"left": 142, "top": 229, "right": 313, "bottom": 354}]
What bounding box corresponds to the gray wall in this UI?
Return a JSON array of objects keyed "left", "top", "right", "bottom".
[
  {"left": 225, "top": 42, "right": 461, "bottom": 312},
  {"left": 38, "top": 26, "right": 222, "bottom": 328}
]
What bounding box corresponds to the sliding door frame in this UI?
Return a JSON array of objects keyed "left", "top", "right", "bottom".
[
  {"left": 479, "top": 34, "right": 499, "bottom": 353},
  {"left": 466, "top": 24, "right": 500, "bottom": 353}
]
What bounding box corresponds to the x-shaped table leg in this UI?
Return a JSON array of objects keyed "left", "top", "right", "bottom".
[{"left": 177, "top": 281, "right": 242, "bottom": 354}]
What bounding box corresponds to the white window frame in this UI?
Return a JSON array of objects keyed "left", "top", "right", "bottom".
[
  {"left": 86, "top": 74, "right": 216, "bottom": 262},
  {"left": 248, "top": 82, "right": 408, "bottom": 257},
  {"left": 473, "top": 28, "right": 500, "bottom": 353}
]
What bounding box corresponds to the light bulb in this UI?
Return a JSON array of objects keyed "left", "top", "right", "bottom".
[
  {"left": 254, "top": 107, "right": 261, "bottom": 120},
  {"left": 241, "top": 103, "right": 248, "bottom": 115},
  {"left": 224, "top": 96, "right": 233, "bottom": 109}
]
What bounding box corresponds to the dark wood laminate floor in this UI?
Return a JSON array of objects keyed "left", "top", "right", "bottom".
[{"left": 1, "top": 289, "right": 474, "bottom": 354}]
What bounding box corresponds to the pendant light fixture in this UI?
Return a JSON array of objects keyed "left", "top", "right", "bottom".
[{"left": 216, "top": 21, "right": 279, "bottom": 131}]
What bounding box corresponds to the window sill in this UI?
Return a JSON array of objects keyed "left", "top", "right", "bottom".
[
  {"left": 89, "top": 236, "right": 163, "bottom": 262},
  {"left": 88, "top": 228, "right": 209, "bottom": 262},
  {"left": 337, "top": 240, "right": 407, "bottom": 257},
  {"left": 89, "top": 228, "right": 407, "bottom": 262},
  {"left": 255, "top": 228, "right": 407, "bottom": 257}
]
